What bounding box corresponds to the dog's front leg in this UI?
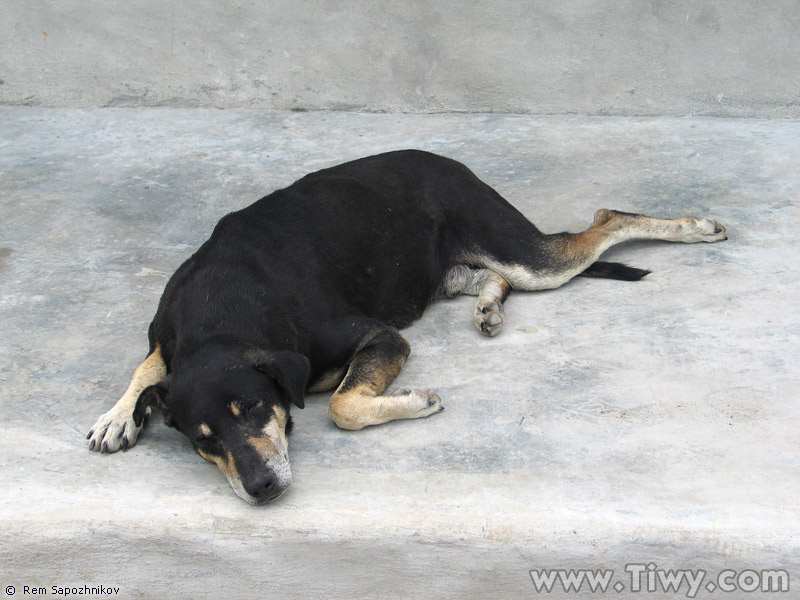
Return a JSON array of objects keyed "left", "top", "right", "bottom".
[
  {"left": 87, "top": 346, "right": 167, "bottom": 452},
  {"left": 327, "top": 327, "right": 443, "bottom": 431}
]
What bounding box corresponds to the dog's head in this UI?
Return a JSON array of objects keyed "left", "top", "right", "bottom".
[{"left": 134, "top": 340, "right": 309, "bottom": 505}]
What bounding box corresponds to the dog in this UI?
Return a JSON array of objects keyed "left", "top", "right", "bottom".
[{"left": 87, "top": 149, "right": 727, "bottom": 504}]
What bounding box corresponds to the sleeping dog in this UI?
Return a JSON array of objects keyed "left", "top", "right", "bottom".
[{"left": 87, "top": 150, "right": 727, "bottom": 504}]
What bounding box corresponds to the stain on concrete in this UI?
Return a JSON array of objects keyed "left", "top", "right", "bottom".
[{"left": 0, "top": 247, "right": 12, "bottom": 272}]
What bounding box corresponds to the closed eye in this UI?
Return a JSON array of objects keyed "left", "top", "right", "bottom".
[{"left": 244, "top": 399, "right": 266, "bottom": 417}]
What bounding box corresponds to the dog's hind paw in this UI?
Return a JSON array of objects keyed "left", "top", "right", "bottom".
[
  {"left": 475, "top": 301, "right": 504, "bottom": 337},
  {"left": 678, "top": 217, "right": 728, "bottom": 243},
  {"left": 87, "top": 406, "right": 148, "bottom": 453}
]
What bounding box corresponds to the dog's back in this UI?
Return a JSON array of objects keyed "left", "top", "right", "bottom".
[{"left": 154, "top": 149, "right": 540, "bottom": 340}]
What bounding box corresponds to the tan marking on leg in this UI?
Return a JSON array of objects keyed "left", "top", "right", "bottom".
[
  {"left": 583, "top": 208, "right": 727, "bottom": 247},
  {"left": 484, "top": 210, "right": 727, "bottom": 292},
  {"left": 87, "top": 346, "right": 167, "bottom": 453},
  {"left": 327, "top": 332, "right": 442, "bottom": 430},
  {"left": 566, "top": 209, "right": 727, "bottom": 266},
  {"left": 329, "top": 384, "right": 442, "bottom": 431}
]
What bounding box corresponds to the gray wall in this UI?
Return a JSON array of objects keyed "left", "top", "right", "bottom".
[{"left": 1, "top": 0, "right": 798, "bottom": 117}]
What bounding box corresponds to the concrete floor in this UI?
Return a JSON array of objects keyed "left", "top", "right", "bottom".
[{"left": 1, "top": 108, "right": 798, "bottom": 598}]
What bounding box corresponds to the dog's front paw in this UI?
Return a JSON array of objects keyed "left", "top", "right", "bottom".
[
  {"left": 679, "top": 217, "right": 728, "bottom": 243},
  {"left": 475, "top": 301, "right": 504, "bottom": 336},
  {"left": 390, "top": 388, "right": 444, "bottom": 419},
  {"left": 87, "top": 406, "right": 148, "bottom": 453}
]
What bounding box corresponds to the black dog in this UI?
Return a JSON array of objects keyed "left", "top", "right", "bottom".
[{"left": 88, "top": 150, "right": 727, "bottom": 504}]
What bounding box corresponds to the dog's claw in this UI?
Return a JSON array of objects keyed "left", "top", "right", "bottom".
[
  {"left": 476, "top": 310, "right": 504, "bottom": 336},
  {"left": 416, "top": 390, "right": 443, "bottom": 417},
  {"left": 475, "top": 300, "right": 505, "bottom": 337},
  {"left": 680, "top": 217, "right": 728, "bottom": 242},
  {"left": 88, "top": 406, "right": 147, "bottom": 453},
  {"left": 86, "top": 430, "right": 93, "bottom": 440},
  {"left": 383, "top": 388, "right": 444, "bottom": 421}
]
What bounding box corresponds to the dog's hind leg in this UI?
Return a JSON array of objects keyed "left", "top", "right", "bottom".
[
  {"left": 475, "top": 209, "right": 726, "bottom": 292},
  {"left": 456, "top": 209, "right": 726, "bottom": 335},
  {"left": 328, "top": 327, "right": 443, "bottom": 431},
  {"left": 87, "top": 346, "right": 167, "bottom": 452},
  {"left": 441, "top": 266, "right": 511, "bottom": 336},
  {"left": 574, "top": 208, "right": 727, "bottom": 254}
]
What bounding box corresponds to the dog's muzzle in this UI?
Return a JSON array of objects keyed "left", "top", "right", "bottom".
[
  {"left": 220, "top": 447, "right": 293, "bottom": 505},
  {"left": 238, "top": 462, "right": 292, "bottom": 504}
]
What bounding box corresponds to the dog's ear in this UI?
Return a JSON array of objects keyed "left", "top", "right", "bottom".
[
  {"left": 134, "top": 383, "right": 174, "bottom": 428},
  {"left": 249, "top": 350, "right": 310, "bottom": 409}
]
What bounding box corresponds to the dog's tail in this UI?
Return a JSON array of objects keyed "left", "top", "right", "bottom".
[{"left": 579, "top": 261, "right": 651, "bottom": 281}]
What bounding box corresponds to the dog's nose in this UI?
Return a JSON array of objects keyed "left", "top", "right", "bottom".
[{"left": 244, "top": 468, "right": 282, "bottom": 500}]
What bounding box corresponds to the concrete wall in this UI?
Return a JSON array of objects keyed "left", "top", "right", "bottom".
[{"left": 1, "top": 0, "right": 799, "bottom": 117}]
